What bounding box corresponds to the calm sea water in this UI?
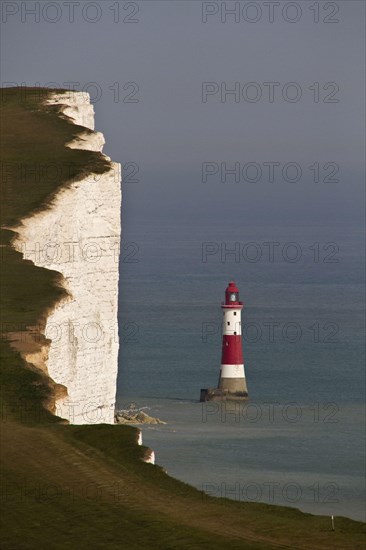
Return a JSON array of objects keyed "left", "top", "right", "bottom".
[{"left": 117, "top": 217, "right": 365, "bottom": 521}]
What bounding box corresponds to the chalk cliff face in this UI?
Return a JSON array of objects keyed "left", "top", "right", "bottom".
[{"left": 13, "top": 92, "right": 121, "bottom": 424}]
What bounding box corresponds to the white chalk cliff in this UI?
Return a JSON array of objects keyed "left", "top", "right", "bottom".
[{"left": 13, "top": 91, "right": 121, "bottom": 425}]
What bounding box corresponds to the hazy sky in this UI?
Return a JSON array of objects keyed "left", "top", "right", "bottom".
[{"left": 1, "top": 0, "right": 365, "bottom": 224}]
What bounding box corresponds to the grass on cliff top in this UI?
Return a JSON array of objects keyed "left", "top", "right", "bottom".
[
  {"left": 1, "top": 87, "right": 365, "bottom": 549},
  {"left": 1, "top": 87, "right": 110, "bottom": 227},
  {"left": 1, "top": 419, "right": 365, "bottom": 550}
]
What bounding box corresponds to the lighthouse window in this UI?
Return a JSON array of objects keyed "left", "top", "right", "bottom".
[
  {"left": 234, "top": 332, "right": 237, "bottom": 335},
  {"left": 234, "top": 312, "right": 237, "bottom": 316},
  {"left": 227, "top": 321, "right": 230, "bottom": 326}
]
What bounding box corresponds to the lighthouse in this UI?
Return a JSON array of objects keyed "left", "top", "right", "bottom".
[
  {"left": 200, "top": 281, "right": 248, "bottom": 402},
  {"left": 218, "top": 281, "right": 248, "bottom": 394}
]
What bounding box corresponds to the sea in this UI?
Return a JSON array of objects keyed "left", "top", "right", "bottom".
[{"left": 116, "top": 213, "right": 365, "bottom": 522}]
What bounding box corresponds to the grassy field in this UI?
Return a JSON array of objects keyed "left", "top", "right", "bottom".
[{"left": 1, "top": 87, "right": 365, "bottom": 549}]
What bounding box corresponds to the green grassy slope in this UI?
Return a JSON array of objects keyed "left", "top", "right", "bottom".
[{"left": 0, "top": 88, "right": 365, "bottom": 549}]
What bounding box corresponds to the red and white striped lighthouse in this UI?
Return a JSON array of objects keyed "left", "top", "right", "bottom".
[{"left": 218, "top": 281, "right": 248, "bottom": 395}]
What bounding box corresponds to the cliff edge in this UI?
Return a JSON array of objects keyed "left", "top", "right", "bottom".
[{"left": 9, "top": 91, "right": 121, "bottom": 424}]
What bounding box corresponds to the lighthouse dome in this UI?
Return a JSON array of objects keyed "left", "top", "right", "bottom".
[
  {"left": 224, "top": 281, "right": 242, "bottom": 306},
  {"left": 227, "top": 281, "right": 239, "bottom": 293}
]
